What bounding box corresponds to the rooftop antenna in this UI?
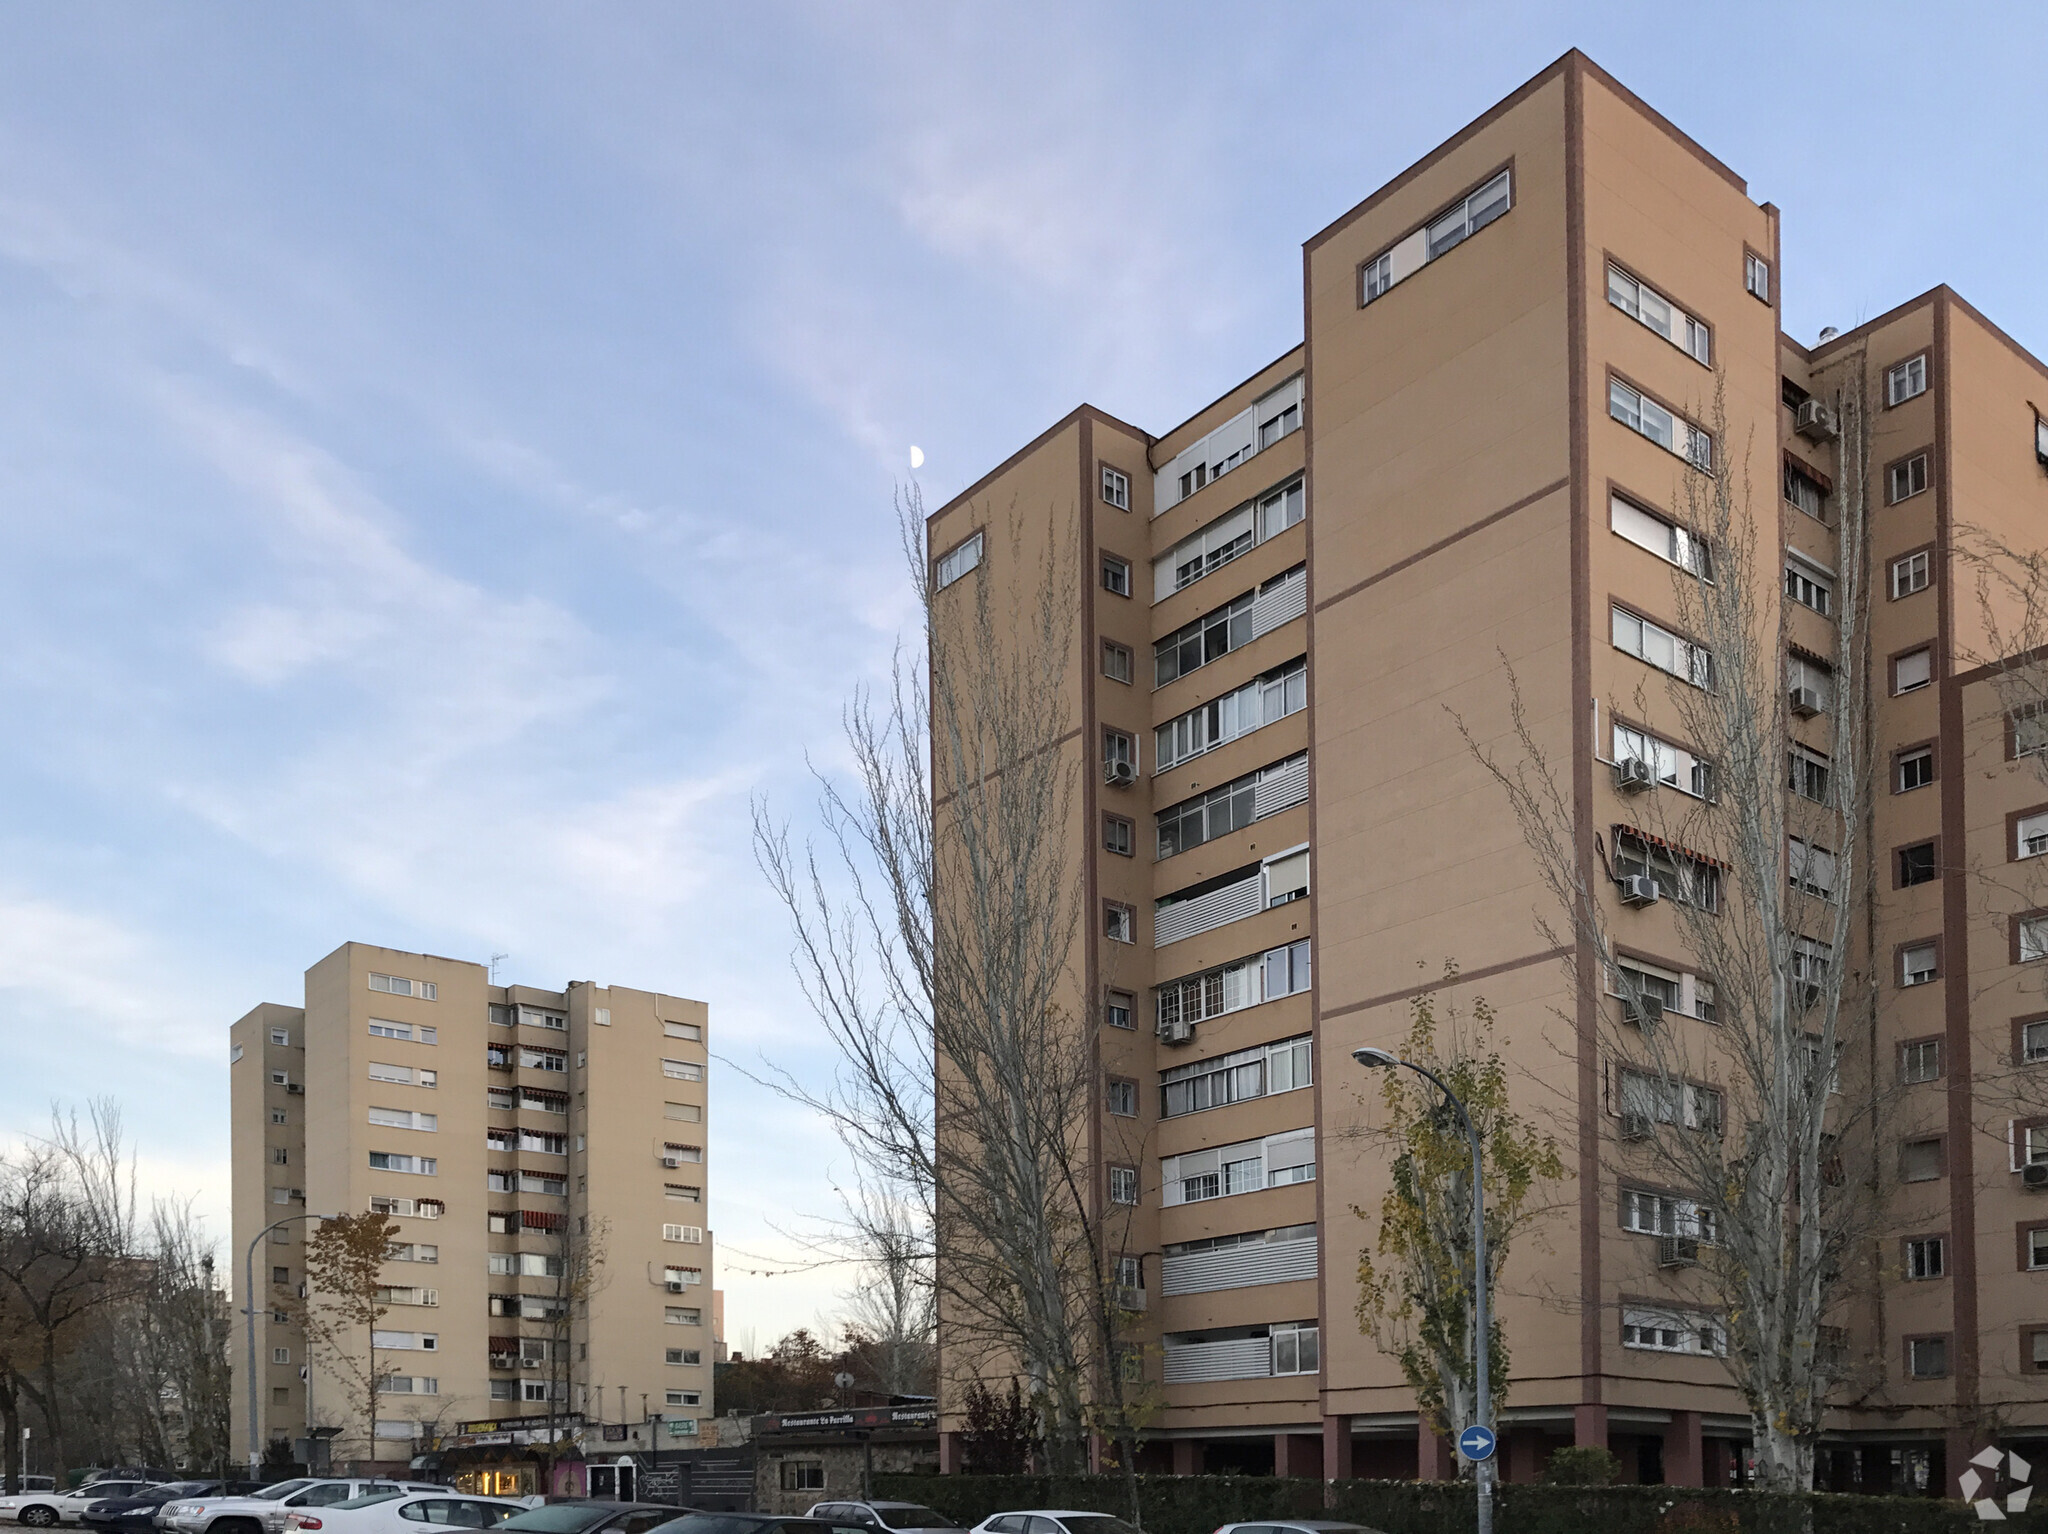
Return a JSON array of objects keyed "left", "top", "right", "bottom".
[{"left": 490, "top": 952, "right": 509, "bottom": 985}]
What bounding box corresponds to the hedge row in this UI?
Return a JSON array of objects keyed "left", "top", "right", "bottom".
[{"left": 873, "top": 1472, "right": 2048, "bottom": 1534}]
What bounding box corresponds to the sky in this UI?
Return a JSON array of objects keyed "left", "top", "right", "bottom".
[{"left": 1, "top": 2, "right": 2045, "bottom": 1347}]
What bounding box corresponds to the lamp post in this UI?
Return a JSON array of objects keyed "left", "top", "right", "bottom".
[
  {"left": 244, "top": 1212, "right": 335, "bottom": 1474},
  {"left": 1354, "top": 1046, "right": 1494, "bottom": 1534}
]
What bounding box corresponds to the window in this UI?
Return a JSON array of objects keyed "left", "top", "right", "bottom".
[
  {"left": 2027, "top": 1227, "right": 2048, "bottom": 1271},
  {"left": 273, "top": 1266, "right": 291, "bottom": 1285},
  {"left": 1265, "top": 848, "right": 1309, "bottom": 907},
  {"left": 1887, "top": 355, "right": 1929, "bottom": 406},
  {"left": 1609, "top": 378, "right": 1713, "bottom": 469},
  {"left": 665, "top": 1183, "right": 702, "bottom": 1202},
  {"left": 1784, "top": 461, "right": 1827, "bottom": 520},
  {"left": 1619, "top": 1187, "right": 1718, "bottom": 1241},
  {"left": 1793, "top": 937, "right": 1832, "bottom": 992},
  {"left": 1901, "top": 1039, "right": 1942, "bottom": 1084},
  {"left": 1901, "top": 942, "right": 1938, "bottom": 987},
  {"left": 1271, "top": 1323, "right": 1320, "bottom": 1375},
  {"left": 1106, "top": 991, "right": 1134, "bottom": 1031},
  {"left": 1156, "top": 941, "right": 1309, "bottom": 1035},
  {"left": 2025, "top": 1020, "right": 2048, "bottom": 1063},
  {"left": 1784, "top": 556, "right": 1832, "bottom": 616},
  {"left": 592, "top": 1007, "right": 610, "bottom": 1025},
  {"left": 666, "top": 1306, "right": 702, "bottom": 1325},
  {"left": 1900, "top": 1138, "right": 1944, "bottom": 1183},
  {"left": 1610, "top": 495, "right": 1711, "bottom": 577},
  {"left": 2017, "top": 1122, "right": 2048, "bottom": 1169},
  {"left": 519, "top": 1046, "right": 566, "bottom": 1072},
  {"left": 1895, "top": 837, "right": 1939, "bottom": 889},
  {"left": 662, "top": 1224, "right": 704, "bottom": 1244},
  {"left": 1745, "top": 252, "right": 1771, "bottom": 303},
  {"left": 519, "top": 1006, "right": 566, "bottom": 1031},
  {"left": 1160, "top": 1034, "right": 1312, "bottom": 1119},
  {"left": 1102, "top": 640, "right": 1133, "bottom": 683},
  {"left": 1362, "top": 251, "right": 1393, "bottom": 302},
  {"left": 1786, "top": 653, "right": 1834, "bottom": 715},
  {"left": 1155, "top": 590, "right": 1252, "bottom": 686},
  {"left": 1612, "top": 722, "right": 1714, "bottom": 798},
  {"left": 1115, "top": 1255, "right": 1142, "bottom": 1291},
  {"left": 1905, "top": 1236, "right": 1946, "bottom": 1280},
  {"left": 1907, "top": 1336, "right": 1948, "bottom": 1379},
  {"left": 2023, "top": 916, "right": 2048, "bottom": 963},
  {"left": 1892, "top": 551, "right": 1931, "bottom": 598},
  {"left": 369, "top": 1107, "right": 437, "bottom": 1132},
  {"left": 368, "top": 1020, "right": 436, "bottom": 1044},
  {"left": 1256, "top": 478, "right": 1305, "bottom": 539},
  {"left": 1102, "top": 466, "right": 1130, "bottom": 509},
  {"left": 1621, "top": 1307, "right": 1725, "bottom": 1355},
  {"left": 1889, "top": 452, "right": 1930, "bottom": 503},
  {"left": 1156, "top": 753, "right": 1307, "bottom": 858},
  {"left": 666, "top": 1143, "right": 704, "bottom": 1162},
  {"left": 2017, "top": 810, "right": 2048, "bottom": 859},
  {"left": 780, "top": 1463, "right": 825, "bottom": 1493},
  {"left": 1105, "top": 1078, "right": 1138, "bottom": 1117},
  {"left": 1109, "top": 1166, "right": 1139, "bottom": 1205},
  {"left": 1160, "top": 1128, "right": 1315, "bottom": 1206},
  {"left": 666, "top": 1389, "right": 703, "bottom": 1406},
  {"left": 2017, "top": 707, "right": 2048, "bottom": 759},
  {"left": 662, "top": 1059, "right": 704, "bottom": 1082},
  {"left": 1606, "top": 265, "right": 1711, "bottom": 364},
  {"left": 1104, "top": 902, "right": 1134, "bottom": 944},
  {"left": 1884, "top": 647, "right": 1933, "bottom": 692},
  {"left": 1426, "top": 170, "right": 1510, "bottom": 258},
  {"left": 1104, "top": 728, "right": 1136, "bottom": 778},
  {"left": 269, "top": 1027, "right": 291, "bottom": 1046},
  {"left": 489, "top": 1380, "right": 517, "bottom": 1401},
  {"left": 369, "top": 972, "right": 437, "bottom": 1000},
  {"left": 270, "top": 1070, "right": 289, "bottom": 1086},
  {"left": 368, "top": 1152, "right": 436, "bottom": 1175},
  {"left": 1103, "top": 814, "right": 1134, "bottom": 856},
  {"left": 272, "top": 1347, "right": 290, "bottom": 1365},
  {"left": 386, "top": 1243, "right": 436, "bottom": 1264},
  {"left": 271, "top": 1110, "right": 287, "bottom": 1124},
  {"left": 272, "top": 1147, "right": 289, "bottom": 1165},
  {"left": 1788, "top": 837, "right": 1836, "bottom": 899},
  {"left": 2028, "top": 1329, "right": 2048, "bottom": 1375},
  {"left": 1610, "top": 956, "right": 1714, "bottom": 1023},
  {"left": 934, "top": 531, "right": 982, "bottom": 589},
  {"left": 1897, "top": 747, "right": 1934, "bottom": 793},
  {"left": 662, "top": 1103, "right": 702, "bottom": 1124},
  {"left": 1789, "top": 744, "right": 1832, "bottom": 804},
  {"left": 1156, "top": 657, "right": 1306, "bottom": 769},
  {"left": 1101, "top": 554, "right": 1132, "bottom": 597},
  {"left": 1612, "top": 606, "right": 1713, "bottom": 687},
  {"left": 1613, "top": 829, "right": 1721, "bottom": 911}
]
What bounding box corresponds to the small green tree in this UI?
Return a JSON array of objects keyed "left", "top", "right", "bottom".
[
  {"left": 295, "top": 1212, "right": 398, "bottom": 1463},
  {"left": 1352, "top": 964, "right": 1566, "bottom": 1462}
]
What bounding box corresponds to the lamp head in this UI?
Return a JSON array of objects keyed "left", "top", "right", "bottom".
[{"left": 1353, "top": 1046, "right": 1400, "bottom": 1069}]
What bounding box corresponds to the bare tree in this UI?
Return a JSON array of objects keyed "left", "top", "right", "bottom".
[
  {"left": 294, "top": 1212, "right": 398, "bottom": 1464},
  {"left": 755, "top": 486, "right": 1126, "bottom": 1472},
  {"left": 1468, "top": 376, "right": 1889, "bottom": 1491},
  {"left": 0, "top": 1103, "right": 144, "bottom": 1482},
  {"left": 838, "top": 1192, "right": 935, "bottom": 1398},
  {"left": 537, "top": 1215, "right": 607, "bottom": 1479}
]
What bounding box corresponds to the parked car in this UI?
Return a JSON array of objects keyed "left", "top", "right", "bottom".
[
  {"left": 0, "top": 1482, "right": 166, "bottom": 1527},
  {"left": 646, "top": 1518, "right": 869, "bottom": 1534},
  {"left": 1213, "top": 1524, "right": 1375, "bottom": 1534},
  {"left": 282, "top": 1492, "right": 526, "bottom": 1534},
  {"left": 84, "top": 1487, "right": 223, "bottom": 1533},
  {"left": 803, "top": 1508, "right": 964, "bottom": 1534},
  {"left": 496, "top": 1504, "right": 686, "bottom": 1534},
  {"left": 967, "top": 1516, "right": 1143, "bottom": 1534},
  {"left": 158, "top": 1481, "right": 445, "bottom": 1534}
]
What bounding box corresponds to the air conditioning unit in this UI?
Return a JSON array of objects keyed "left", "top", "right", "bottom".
[
  {"left": 1623, "top": 995, "right": 1665, "bottom": 1029},
  {"left": 1613, "top": 758, "right": 1654, "bottom": 793},
  {"left": 1619, "top": 874, "right": 1661, "bottom": 906},
  {"left": 1788, "top": 686, "right": 1822, "bottom": 718},
  {"left": 661, "top": 1156, "right": 682, "bottom": 1169},
  {"left": 285, "top": 1083, "right": 305, "bottom": 1095},
  {"left": 520, "top": 1360, "right": 540, "bottom": 1370},
  {"left": 1658, "top": 1236, "right": 1701, "bottom": 1268},
  {"left": 1104, "top": 759, "right": 1137, "bottom": 787},
  {"left": 1794, "top": 399, "right": 1839, "bottom": 442},
  {"left": 2023, "top": 1163, "right": 2048, "bottom": 1190},
  {"left": 666, "top": 1280, "right": 686, "bottom": 1293},
  {"left": 1620, "top": 1111, "right": 1653, "bottom": 1142},
  {"left": 1157, "top": 1018, "right": 1194, "bottom": 1045},
  {"left": 289, "top": 1189, "right": 305, "bottom": 1202},
  {"left": 1793, "top": 981, "right": 1823, "bottom": 1011}
]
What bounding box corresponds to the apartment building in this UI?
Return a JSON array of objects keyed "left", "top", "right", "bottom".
[
  {"left": 230, "top": 943, "right": 714, "bottom": 1485},
  {"left": 925, "top": 50, "right": 2048, "bottom": 1495}
]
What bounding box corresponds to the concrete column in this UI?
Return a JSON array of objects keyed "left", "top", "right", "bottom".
[
  {"left": 1087, "top": 1432, "right": 1105, "bottom": 1474},
  {"left": 1172, "top": 1438, "right": 1202, "bottom": 1476},
  {"left": 1574, "top": 1402, "right": 1608, "bottom": 1449},
  {"left": 938, "top": 1431, "right": 962, "bottom": 1474},
  {"left": 1274, "top": 1432, "right": 1320, "bottom": 1478},
  {"left": 1321, "top": 1415, "right": 1353, "bottom": 1481},
  {"left": 1664, "top": 1411, "right": 1703, "bottom": 1487},
  {"left": 1504, "top": 1429, "right": 1542, "bottom": 1485},
  {"left": 1417, "top": 1421, "right": 1452, "bottom": 1481}
]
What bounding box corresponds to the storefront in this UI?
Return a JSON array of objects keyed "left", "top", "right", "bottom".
[{"left": 438, "top": 1414, "right": 589, "bottom": 1498}]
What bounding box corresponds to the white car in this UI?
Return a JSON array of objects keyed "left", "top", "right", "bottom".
[
  {"left": 968, "top": 1516, "right": 1142, "bottom": 1534},
  {"left": 1214, "top": 1524, "right": 1376, "bottom": 1534},
  {"left": 158, "top": 1482, "right": 444, "bottom": 1534},
  {"left": 284, "top": 1493, "right": 527, "bottom": 1534},
  {"left": 0, "top": 1484, "right": 164, "bottom": 1528}
]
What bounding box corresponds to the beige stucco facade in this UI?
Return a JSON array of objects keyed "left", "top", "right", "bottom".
[
  {"left": 927, "top": 49, "right": 2048, "bottom": 1494},
  {"left": 230, "top": 942, "right": 713, "bottom": 1474}
]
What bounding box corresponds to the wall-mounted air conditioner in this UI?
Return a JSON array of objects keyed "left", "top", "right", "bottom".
[
  {"left": 1788, "top": 687, "right": 1822, "bottom": 718},
  {"left": 1619, "top": 874, "right": 1660, "bottom": 906},
  {"left": 1794, "top": 399, "right": 1838, "bottom": 442},
  {"left": 1613, "top": 758, "right": 1654, "bottom": 793}
]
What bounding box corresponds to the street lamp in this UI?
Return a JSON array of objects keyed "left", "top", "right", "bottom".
[
  {"left": 244, "top": 1212, "right": 337, "bottom": 1474},
  {"left": 1354, "top": 1046, "right": 1495, "bottom": 1534}
]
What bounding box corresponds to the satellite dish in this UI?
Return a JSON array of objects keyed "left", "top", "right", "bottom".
[{"left": 909, "top": 446, "right": 925, "bottom": 470}]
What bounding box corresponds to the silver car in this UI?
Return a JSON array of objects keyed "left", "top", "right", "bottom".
[{"left": 158, "top": 1482, "right": 444, "bottom": 1534}]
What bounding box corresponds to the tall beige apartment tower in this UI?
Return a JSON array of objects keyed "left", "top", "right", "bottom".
[
  {"left": 928, "top": 50, "right": 2048, "bottom": 1495},
  {"left": 230, "top": 943, "right": 714, "bottom": 1487}
]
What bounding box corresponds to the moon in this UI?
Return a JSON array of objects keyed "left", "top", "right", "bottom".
[{"left": 909, "top": 445, "right": 925, "bottom": 469}]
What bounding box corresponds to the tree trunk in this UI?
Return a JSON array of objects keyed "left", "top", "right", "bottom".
[
  {"left": 38, "top": 1329, "right": 66, "bottom": 1485},
  {"left": 1, "top": 1372, "right": 21, "bottom": 1494}
]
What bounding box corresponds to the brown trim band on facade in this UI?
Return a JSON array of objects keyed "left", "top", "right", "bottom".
[
  {"left": 930, "top": 727, "right": 1084, "bottom": 809},
  {"left": 930, "top": 405, "right": 1151, "bottom": 526},
  {"left": 1313, "top": 477, "right": 1569, "bottom": 614},
  {"left": 1316, "top": 946, "right": 1572, "bottom": 1024}
]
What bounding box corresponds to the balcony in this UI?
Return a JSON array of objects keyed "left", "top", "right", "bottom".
[
  {"left": 1161, "top": 1234, "right": 1317, "bottom": 1296},
  {"left": 1154, "top": 848, "right": 1308, "bottom": 948},
  {"left": 1161, "top": 1336, "right": 1271, "bottom": 1384}
]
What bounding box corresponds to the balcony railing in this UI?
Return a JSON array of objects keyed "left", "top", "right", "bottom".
[
  {"left": 1161, "top": 1235, "right": 1318, "bottom": 1296},
  {"left": 1154, "top": 870, "right": 1263, "bottom": 947},
  {"left": 1161, "top": 1336, "right": 1271, "bottom": 1383}
]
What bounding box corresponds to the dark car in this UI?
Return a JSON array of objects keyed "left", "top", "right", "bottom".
[
  {"left": 646, "top": 1518, "right": 869, "bottom": 1534},
  {"left": 86, "top": 1487, "right": 225, "bottom": 1532},
  {"left": 497, "top": 1507, "right": 688, "bottom": 1534},
  {"left": 804, "top": 1508, "right": 963, "bottom": 1534}
]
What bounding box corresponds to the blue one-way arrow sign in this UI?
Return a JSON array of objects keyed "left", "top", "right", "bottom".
[{"left": 1458, "top": 1424, "right": 1497, "bottom": 1462}]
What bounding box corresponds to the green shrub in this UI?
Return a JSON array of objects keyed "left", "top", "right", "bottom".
[{"left": 1540, "top": 1444, "right": 1622, "bottom": 1485}]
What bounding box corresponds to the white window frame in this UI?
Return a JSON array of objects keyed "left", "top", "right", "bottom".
[
  {"left": 1894, "top": 648, "right": 1933, "bottom": 695},
  {"left": 1901, "top": 943, "right": 1938, "bottom": 987},
  {"left": 1609, "top": 494, "right": 1711, "bottom": 578},
  {"left": 1102, "top": 466, "right": 1130, "bottom": 510},
  {"left": 1745, "top": 252, "right": 1770, "bottom": 304},
  {"left": 1889, "top": 453, "right": 1930, "bottom": 503},
  {"left": 1784, "top": 554, "right": 1833, "bottom": 616},
  {"left": 1609, "top": 378, "right": 1713, "bottom": 469},
  {"left": 934, "top": 531, "right": 983, "bottom": 590},
  {"left": 1606, "top": 264, "right": 1711, "bottom": 365},
  {"left": 1358, "top": 170, "right": 1510, "bottom": 307},
  {"left": 1891, "top": 550, "right": 1931, "bottom": 599},
  {"left": 1612, "top": 605, "right": 1713, "bottom": 688},
  {"left": 1904, "top": 1235, "right": 1945, "bottom": 1280},
  {"left": 1887, "top": 355, "right": 1929, "bottom": 406},
  {"left": 1109, "top": 1166, "right": 1139, "bottom": 1206}
]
